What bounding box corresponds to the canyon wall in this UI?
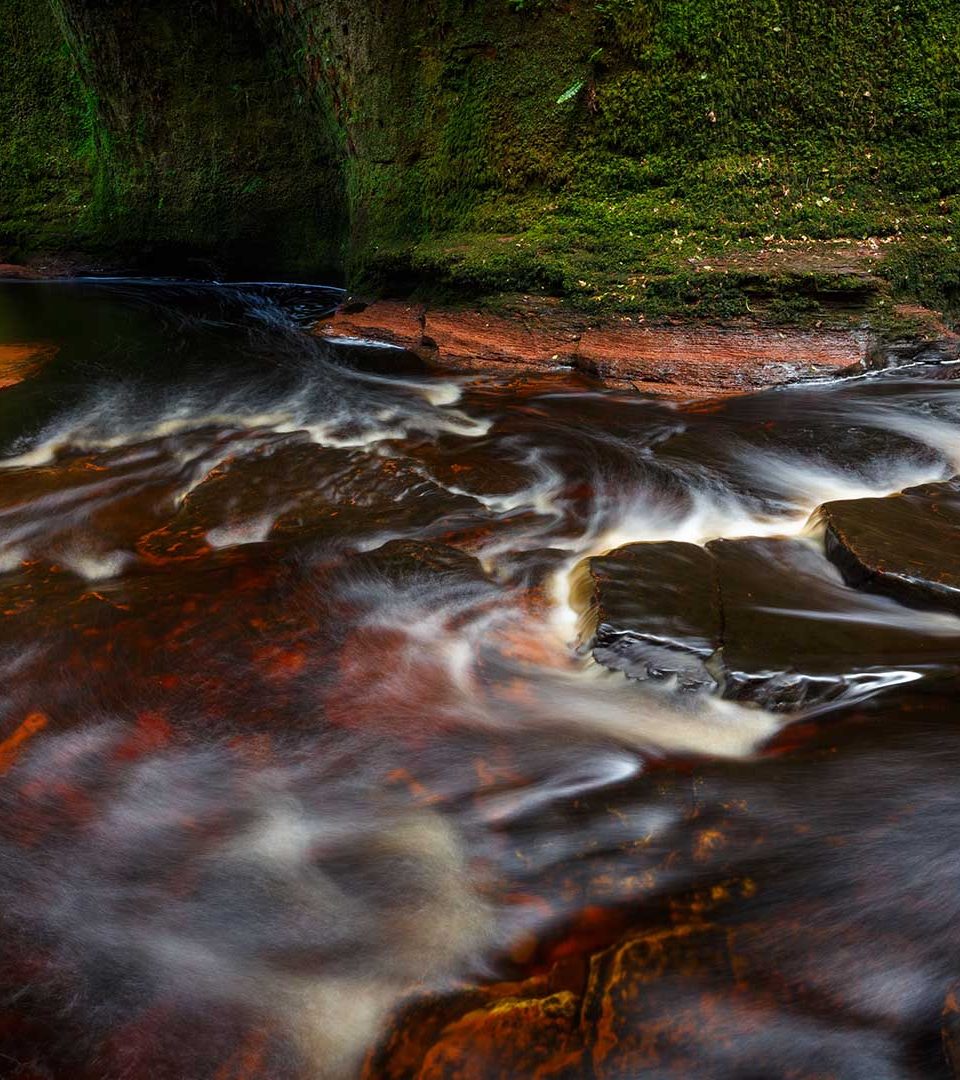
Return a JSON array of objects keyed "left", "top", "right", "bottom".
[{"left": 3, "top": 1, "right": 960, "bottom": 318}]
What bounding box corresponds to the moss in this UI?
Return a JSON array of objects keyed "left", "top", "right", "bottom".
[
  {"left": 4, "top": 0, "right": 347, "bottom": 277},
  {"left": 0, "top": 0, "right": 92, "bottom": 256},
  {"left": 3, "top": 0, "right": 960, "bottom": 321},
  {"left": 880, "top": 237, "right": 960, "bottom": 317},
  {"left": 241, "top": 0, "right": 955, "bottom": 319}
]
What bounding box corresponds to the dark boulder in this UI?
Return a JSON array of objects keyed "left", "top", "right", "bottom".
[
  {"left": 574, "top": 532, "right": 960, "bottom": 710},
  {"left": 820, "top": 477, "right": 960, "bottom": 614}
]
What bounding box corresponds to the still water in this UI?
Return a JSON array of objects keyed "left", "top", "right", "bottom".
[{"left": 0, "top": 279, "right": 959, "bottom": 1079}]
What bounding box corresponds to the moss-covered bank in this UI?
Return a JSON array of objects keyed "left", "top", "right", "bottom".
[{"left": 3, "top": 0, "right": 960, "bottom": 321}]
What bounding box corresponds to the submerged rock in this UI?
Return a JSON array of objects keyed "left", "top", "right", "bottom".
[
  {"left": 345, "top": 538, "right": 491, "bottom": 589},
  {"left": 574, "top": 533, "right": 960, "bottom": 710},
  {"left": 0, "top": 341, "right": 56, "bottom": 388},
  {"left": 820, "top": 477, "right": 960, "bottom": 614},
  {"left": 139, "top": 438, "right": 484, "bottom": 560}
]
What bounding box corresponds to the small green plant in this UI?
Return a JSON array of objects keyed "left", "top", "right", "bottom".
[
  {"left": 556, "top": 48, "right": 603, "bottom": 106},
  {"left": 556, "top": 79, "right": 585, "bottom": 105}
]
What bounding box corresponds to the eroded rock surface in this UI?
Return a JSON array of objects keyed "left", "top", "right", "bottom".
[
  {"left": 138, "top": 438, "right": 485, "bottom": 560},
  {"left": 318, "top": 301, "right": 869, "bottom": 398}
]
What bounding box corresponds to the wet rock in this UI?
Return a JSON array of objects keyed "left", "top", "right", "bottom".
[
  {"left": 581, "top": 924, "right": 901, "bottom": 1080},
  {"left": 575, "top": 535, "right": 960, "bottom": 709},
  {"left": 415, "top": 991, "right": 582, "bottom": 1080},
  {"left": 318, "top": 300, "right": 580, "bottom": 376},
  {"left": 365, "top": 971, "right": 586, "bottom": 1080},
  {"left": 326, "top": 337, "right": 435, "bottom": 376},
  {"left": 0, "top": 341, "right": 57, "bottom": 389},
  {"left": 367, "top": 920, "right": 894, "bottom": 1080},
  {"left": 395, "top": 431, "right": 538, "bottom": 503},
  {"left": 492, "top": 547, "right": 571, "bottom": 590},
  {"left": 571, "top": 541, "right": 720, "bottom": 691},
  {"left": 574, "top": 323, "right": 865, "bottom": 396},
  {"left": 0, "top": 441, "right": 202, "bottom": 569},
  {"left": 317, "top": 302, "right": 869, "bottom": 397},
  {"left": 139, "top": 438, "right": 485, "bottom": 560},
  {"left": 820, "top": 477, "right": 960, "bottom": 614},
  {"left": 709, "top": 536, "right": 959, "bottom": 709},
  {"left": 346, "top": 538, "right": 490, "bottom": 588},
  {"left": 269, "top": 448, "right": 483, "bottom": 547}
]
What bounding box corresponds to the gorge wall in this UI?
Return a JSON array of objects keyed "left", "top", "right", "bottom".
[{"left": 3, "top": 0, "right": 960, "bottom": 321}]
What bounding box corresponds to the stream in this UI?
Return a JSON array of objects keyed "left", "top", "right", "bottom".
[{"left": 1, "top": 279, "right": 960, "bottom": 1079}]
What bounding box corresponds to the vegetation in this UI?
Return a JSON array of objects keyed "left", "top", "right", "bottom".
[
  {"left": 2, "top": 0, "right": 345, "bottom": 276},
  {"left": 3, "top": 0, "right": 960, "bottom": 321},
  {"left": 0, "top": 0, "right": 90, "bottom": 256}
]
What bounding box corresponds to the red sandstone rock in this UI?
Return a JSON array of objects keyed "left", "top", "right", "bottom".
[
  {"left": 574, "top": 323, "right": 866, "bottom": 393},
  {"left": 316, "top": 301, "right": 870, "bottom": 398},
  {"left": 0, "top": 342, "right": 57, "bottom": 388},
  {"left": 0, "top": 264, "right": 40, "bottom": 279}
]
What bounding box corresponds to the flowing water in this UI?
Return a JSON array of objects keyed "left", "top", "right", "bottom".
[{"left": 1, "top": 279, "right": 959, "bottom": 1079}]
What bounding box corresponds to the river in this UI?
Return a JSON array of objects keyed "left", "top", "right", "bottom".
[{"left": 1, "top": 279, "right": 959, "bottom": 1079}]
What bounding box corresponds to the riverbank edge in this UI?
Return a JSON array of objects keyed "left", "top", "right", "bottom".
[
  {"left": 316, "top": 294, "right": 960, "bottom": 399},
  {"left": 3, "top": 260, "right": 957, "bottom": 399}
]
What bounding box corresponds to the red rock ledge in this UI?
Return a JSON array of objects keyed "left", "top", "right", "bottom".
[
  {"left": 316, "top": 300, "right": 874, "bottom": 398},
  {"left": 0, "top": 342, "right": 58, "bottom": 389}
]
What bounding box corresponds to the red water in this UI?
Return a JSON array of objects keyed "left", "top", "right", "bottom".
[{"left": 1, "top": 280, "right": 959, "bottom": 1078}]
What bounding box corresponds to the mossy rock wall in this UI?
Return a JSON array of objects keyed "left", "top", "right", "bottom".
[
  {"left": 243, "top": 0, "right": 960, "bottom": 310},
  {"left": 3, "top": 0, "right": 346, "bottom": 277},
  {"left": 2, "top": 0, "right": 960, "bottom": 311},
  {"left": 0, "top": 0, "right": 91, "bottom": 257}
]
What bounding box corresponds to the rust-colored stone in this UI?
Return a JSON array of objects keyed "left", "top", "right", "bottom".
[
  {"left": 365, "top": 970, "right": 587, "bottom": 1080},
  {"left": 317, "top": 301, "right": 870, "bottom": 398},
  {"left": 416, "top": 992, "right": 582, "bottom": 1080},
  {"left": 0, "top": 712, "right": 49, "bottom": 773},
  {"left": 574, "top": 323, "right": 865, "bottom": 394},
  {"left": 0, "top": 342, "right": 56, "bottom": 388}
]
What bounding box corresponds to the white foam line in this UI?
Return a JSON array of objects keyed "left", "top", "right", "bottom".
[{"left": 327, "top": 337, "right": 407, "bottom": 351}]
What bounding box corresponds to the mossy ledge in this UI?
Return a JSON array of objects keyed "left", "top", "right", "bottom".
[{"left": 3, "top": 0, "right": 960, "bottom": 337}]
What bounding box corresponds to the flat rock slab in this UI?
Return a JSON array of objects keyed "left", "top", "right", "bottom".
[
  {"left": 575, "top": 534, "right": 960, "bottom": 709},
  {"left": 710, "top": 536, "right": 960, "bottom": 708},
  {"left": 317, "top": 301, "right": 869, "bottom": 398},
  {"left": 821, "top": 477, "right": 960, "bottom": 614}
]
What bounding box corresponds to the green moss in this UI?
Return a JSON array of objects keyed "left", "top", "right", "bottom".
[
  {"left": 881, "top": 237, "right": 960, "bottom": 316},
  {"left": 0, "top": 0, "right": 92, "bottom": 256},
  {"left": 3, "top": 0, "right": 960, "bottom": 319},
  {"left": 3, "top": 0, "right": 347, "bottom": 277},
  {"left": 281, "top": 0, "right": 960, "bottom": 319}
]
